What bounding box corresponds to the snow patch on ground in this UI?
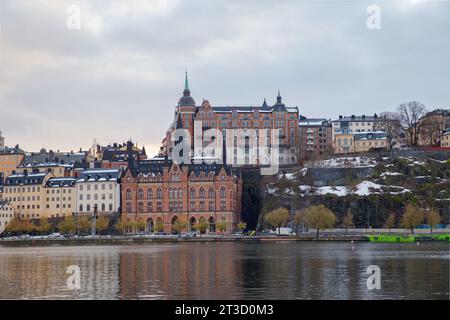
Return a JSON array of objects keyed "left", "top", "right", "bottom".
[{"left": 307, "top": 157, "right": 378, "bottom": 168}]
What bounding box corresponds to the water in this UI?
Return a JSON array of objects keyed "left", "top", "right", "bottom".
[{"left": 0, "top": 241, "right": 448, "bottom": 300}]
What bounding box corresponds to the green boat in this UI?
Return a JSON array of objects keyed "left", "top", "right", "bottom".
[
  {"left": 368, "top": 234, "right": 450, "bottom": 243},
  {"left": 368, "top": 235, "right": 415, "bottom": 243}
]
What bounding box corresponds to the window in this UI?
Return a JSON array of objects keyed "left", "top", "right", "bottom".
[
  {"left": 147, "top": 188, "right": 153, "bottom": 199},
  {"left": 126, "top": 189, "right": 132, "bottom": 200},
  {"left": 220, "top": 187, "right": 226, "bottom": 198},
  {"left": 138, "top": 188, "right": 144, "bottom": 200},
  {"left": 199, "top": 187, "right": 205, "bottom": 198},
  {"left": 101, "top": 203, "right": 106, "bottom": 211},
  {"left": 208, "top": 188, "right": 215, "bottom": 198},
  {"left": 126, "top": 202, "right": 131, "bottom": 213},
  {"left": 190, "top": 188, "right": 196, "bottom": 198},
  {"left": 157, "top": 188, "right": 162, "bottom": 199}
]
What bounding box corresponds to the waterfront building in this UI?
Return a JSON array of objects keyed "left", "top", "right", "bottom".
[
  {"left": 163, "top": 74, "right": 299, "bottom": 166},
  {"left": 2, "top": 170, "right": 54, "bottom": 220},
  {"left": 0, "top": 145, "right": 25, "bottom": 184},
  {"left": 43, "top": 177, "right": 77, "bottom": 219},
  {"left": 298, "top": 117, "right": 332, "bottom": 161},
  {"left": 75, "top": 168, "right": 121, "bottom": 218},
  {"left": 120, "top": 150, "right": 243, "bottom": 234},
  {"left": 0, "top": 200, "right": 14, "bottom": 234}
]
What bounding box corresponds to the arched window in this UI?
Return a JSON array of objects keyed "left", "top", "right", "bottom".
[
  {"left": 157, "top": 188, "right": 162, "bottom": 199},
  {"left": 87, "top": 204, "right": 91, "bottom": 212},
  {"left": 147, "top": 202, "right": 153, "bottom": 212},
  {"left": 199, "top": 187, "right": 205, "bottom": 198},
  {"left": 220, "top": 187, "right": 226, "bottom": 198},
  {"left": 79, "top": 204, "right": 83, "bottom": 212},
  {"left": 126, "top": 202, "right": 131, "bottom": 213},
  {"left": 190, "top": 188, "right": 196, "bottom": 198},
  {"left": 138, "top": 188, "right": 144, "bottom": 200},
  {"left": 126, "top": 188, "right": 132, "bottom": 200},
  {"left": 178, "top": 188, "right": 183, "bottom": 199},
  {"left": 169, "top": 188, "right": 173, "bottom": 199},
  {"left": 101, "top": 203, "right": 105, "bottom": 211},
  {"left": 208, "top": 187, "right": 215, "bottom": 198},
  {"left": 147, "top": 188, "right": 153, "bottom": 199}
]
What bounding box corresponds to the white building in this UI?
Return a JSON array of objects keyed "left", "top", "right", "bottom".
[
  {"left": 0, "top": 200, "right": 15, "bottom": 234},
  {"left": 75, "top": 169, "right": 121, "bottom": 217}
]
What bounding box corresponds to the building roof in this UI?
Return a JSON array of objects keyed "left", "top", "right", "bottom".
[
  {"left": 23, "top": 151, "right": 86, "bottom": 166},
  {"left": 0, "top": 199, "right": 13, "bottom": 210},
  {"left": 178, "top": 72, "right": 196, "bottom": 107},
  {"left": 45, "top": 177, "right": 77, "bottom": 188},
  {"left": 126, "top": 158, "right": 240, "bottom": 179},
  {"left": 76, "top": 169, "right": 121, "bottom": 183},
  {"left": 299, "top": 117, "right": 331, "bottom": 127},
  {"left": 353, "top": 131, "right": 387, "bottom": 140},
  {"left": 4, "top": 172, "right": 49, "bottom": 186},
  {"left": 0, "top": 145, "right": 25, "bottom": 155},
  {"left": 332, "top": 114, "right": 381, "bottom": 122}
]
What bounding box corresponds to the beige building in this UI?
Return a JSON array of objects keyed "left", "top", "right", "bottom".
[
  {"left": 441, "top": 129, "right": 450, "bottom": 147},
  {"left": 43, "top": 177, "right": 77, "bottom": 219},
  {"left": 2, "top": 171, "right": 53, "bottom": 220},
  {"left": 0, "top": 200, "right": 15, "bottom": 234},
  {"left": 333, "top": 132, "right": 387, "bottom": 154}
]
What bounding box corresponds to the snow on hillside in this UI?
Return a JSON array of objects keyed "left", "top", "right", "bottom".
[
  {"left": 307, "top": 157, "right": 378, "bottom": 168},
  {"left": 267, "top": 180, "right": 410, "bottom": 197}
]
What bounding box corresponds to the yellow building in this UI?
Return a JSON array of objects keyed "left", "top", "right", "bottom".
[
  {"left": 0, "top": 146, "right": 25, "bottom": 183},
  {"left": 333, "top": 133, "right": 354, "bottom": 154},
  {"left": 43, "top": 177, "right": 76, "bottom": 219},
  {"left": 333, "top": 132, "right": 388, "bottom": 154},
  {"left": 441, "top": 129, "right": 450, "bottom": 147},
  {"left": 2, "top": 170, "right": 53, "bottom": 220}
]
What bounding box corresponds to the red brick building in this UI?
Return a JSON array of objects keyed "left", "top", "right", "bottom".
[
  {"left": 162, "top": 73, "right": 300, "bottom": 166},
  {"left": 120, "top": 156, "right": 243, "bottom": 235}
]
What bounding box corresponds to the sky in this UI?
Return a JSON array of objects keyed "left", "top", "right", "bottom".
[{"left": 1, "top": 0, "right": 449, "bottom": 156}]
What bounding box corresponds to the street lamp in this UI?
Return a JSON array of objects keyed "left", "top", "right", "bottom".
[{"left": 91, "top": 204, "right": 98, "bottom": 236}]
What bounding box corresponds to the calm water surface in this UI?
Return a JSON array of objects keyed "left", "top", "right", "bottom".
[{"left": 0, "top": 242, "right": 448, "bottom": 300}]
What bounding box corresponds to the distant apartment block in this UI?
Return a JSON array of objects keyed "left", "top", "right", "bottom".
[
  {"left": 298, "top": 117, "right": 332, "bottom": 161},
  {"left": 331, "top": 114, "right": 389, "bottom": 154}
]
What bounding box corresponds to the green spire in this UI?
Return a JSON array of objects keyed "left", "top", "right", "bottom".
[{"left": 184, "top": 71, "right": 189, "bottom": 91}]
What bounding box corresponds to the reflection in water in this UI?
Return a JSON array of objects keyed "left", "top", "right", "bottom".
[{"left": 0, "top": 242, "right": 448, "bottom": 299}]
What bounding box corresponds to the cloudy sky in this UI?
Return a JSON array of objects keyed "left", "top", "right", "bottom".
[{"left": 1, "top": 0, "right": 449, "bottom": 155}]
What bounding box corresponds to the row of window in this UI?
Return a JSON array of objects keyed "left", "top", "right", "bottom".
[
  {"left": 79, "top": 193, "right": 113, "bottom": 201},
  {"left": 79, "top": 203, "right": 114, "bottom": 212},
  {"left": 79, "top": 183, "right": 115, "bottom": 191},
  {"left": 127, "top": 187, "right": 230, "bottom": 201},
  {"left": 127, "top": 200, "right": 230, "bottom": 213}
]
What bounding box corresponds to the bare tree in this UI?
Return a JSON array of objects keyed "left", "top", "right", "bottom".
[
  {"left": 398, "top": 101, "right": 427, "bottom": 146},
  {"left": 375, "top": 112, "right": 402, "bottom": 149}
]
